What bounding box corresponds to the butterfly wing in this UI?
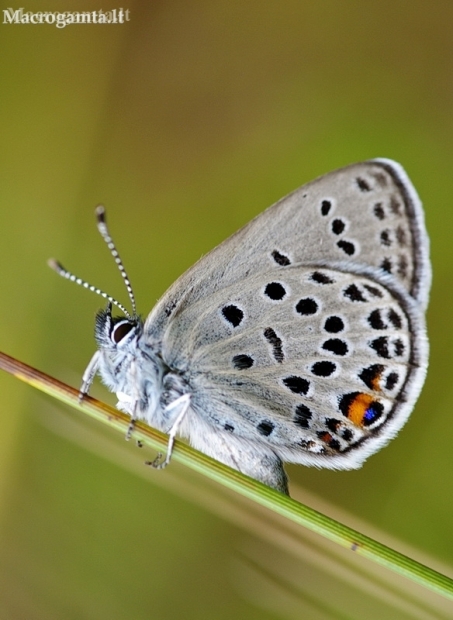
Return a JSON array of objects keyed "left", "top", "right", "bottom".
[
  {"left": 159, "top": 265, "right": 427, "bottom": 468},
  {"left": 143, "top": 159, "right": 429, "bottom": 472},
  {"left": 145, "top": 159, "right": 430, "bottom": 342}
]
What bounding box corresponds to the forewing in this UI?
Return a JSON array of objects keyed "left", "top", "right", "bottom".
[{"left": 145, "top": 159, "right": 430, "bottom": 343}]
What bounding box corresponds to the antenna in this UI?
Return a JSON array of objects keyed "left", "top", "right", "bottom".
[
  {"left": 48, "top": 206, "right": 136, "bottom": 319},
  {"left": 95, "top": 205, "right": 137, "bottom": 316}
]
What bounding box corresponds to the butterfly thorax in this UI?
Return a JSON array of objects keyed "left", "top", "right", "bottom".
[{"left": 94, "top": 305, "right": 188, "bottom": 431}]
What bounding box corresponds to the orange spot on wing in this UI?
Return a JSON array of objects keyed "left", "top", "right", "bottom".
[
  {"left": 370, "top": 372, "right": 382, "bottom": 391},
  {"left": 347, "top": 393, "right": 375, "bottom": 426}
]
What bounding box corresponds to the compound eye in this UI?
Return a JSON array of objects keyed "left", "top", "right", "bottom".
[{"left": 112, "top": 320, "right": 134, "bottom": 344}]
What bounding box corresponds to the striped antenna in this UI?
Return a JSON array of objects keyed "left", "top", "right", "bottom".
[
  {"left": 48, "top": 206, "right": 136, "bottom": 318},
  {"left": 48, "top": 259, "right": 132, "bottom": 318},
  {"left": 95, "top": 205, "right": 137, "bottom": 316}
]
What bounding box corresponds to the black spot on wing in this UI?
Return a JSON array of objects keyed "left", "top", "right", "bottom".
[
  {"left": 395, "top": 226, "right": 407, "bottom": 246},
  {"left": 370, "top": 336, "right": 390, "bottom": 358},
  {"left": 296, "top": 298, "right": 318, "bottom": 315},
  {"left": 222, "top": 304, "right": 244, "bottom": 327},
  {"left": 390, "top": 196, "right": 402, "bottom": 215},
  {"left": 337, "top": 240, "right": 356, "bottom": 256},
  {"left": 321, "top": 200, "right": 332, "bottom": 216},
  {"left": 232, "top": 354, "right": 254, "bottom": 370},
  {"left": 164, "top": 300, "right": 178, "bottom": 317},
  {"left": 310, "top": 271, "right": 334, "bottom": 284},
  {"left": 373, "top": 202, "right": 385, "bottom": 220},
  {"left": 264, "top": 282, "right": 287, "bottom": 300},
  {"left": 394, "top": 338, "right": 405, "bottom": 356},
  {"left": 368, "top": 309, "right": 386, "bottom": 330},
  {"left": 271, "top": 250, "right": 291, "bottom": 266},
  {"left": 380, "top": 230, "right": 391, "bottom": 247},
  {"left": 264, "top": 327, "right": 284, "bottom": 363},
  {"left": 397, "top": 255, "right": 409, "bottom": 278},
  {"left": 343, "top": 284, "right": 367, "bottom": 302},
  {"left": 311, "top": 361, "right": 336, "bottom": 376},
  {"left": 342, "top": 428, "right": 353, "bottom": 441},
  {"left": 356, "top": 177, "right": 371, "bottom": 192},
  {"left": 363, "top": 284, "right": 383, "bottom": 298},
  {"left": 257, "top": 420, "right": 274, "bottom": 436},
  {"left": 324, "top": 316, "right": 344, "bottom": 333},
  {"left": 283, "top": 376, "right": 310, "bottom": 395},
  {"left": 385, "top": 372, "right": 399, "bottom": 390},
  {"left": 325, "top": 418, "right": 341, "bottom": 433},
  {"left": 387, "top": 308, "right": 402, "bottom": 329},
  {"left": 331, "top": 219, "right": 345, "bottom": 235},
  {"left": 322, "top": 338, "right": 348, "bottom": 356},
  {"left": 294, "top": 404, "right": 312, "bottom": 428}
]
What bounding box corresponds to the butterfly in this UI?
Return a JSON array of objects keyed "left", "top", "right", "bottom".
[{"left": 50, "top": 159, "right": 430, "bottom": 495}]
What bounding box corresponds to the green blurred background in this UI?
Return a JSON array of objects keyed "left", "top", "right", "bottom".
[{"left": 1, "top": 1, "right": 452, "bottom": 618}]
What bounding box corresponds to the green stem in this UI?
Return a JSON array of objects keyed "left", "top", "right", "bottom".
[{"left": 1, "top": 350, "right": 452, "bottom": 600}]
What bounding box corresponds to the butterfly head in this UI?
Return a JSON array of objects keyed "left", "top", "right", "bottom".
[
  {"left": 48, "top": 205, "right": 146, "bottom": 397},
  {"left": 94, "top": 302, "right": 143, "bottom": 351}
]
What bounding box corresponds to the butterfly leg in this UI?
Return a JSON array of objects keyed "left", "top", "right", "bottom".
[
  {"left": 146, "top": 394, "right": 191, "bottom": 470},
  {"left": 79, "top": 351, "right": 100, "bottom": 401},
  {"left": 126, "top": 417, "right": 136, "bottom": 441},
  {"left": 114, "top": 391, "right": 138, "bottom": 440}
]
